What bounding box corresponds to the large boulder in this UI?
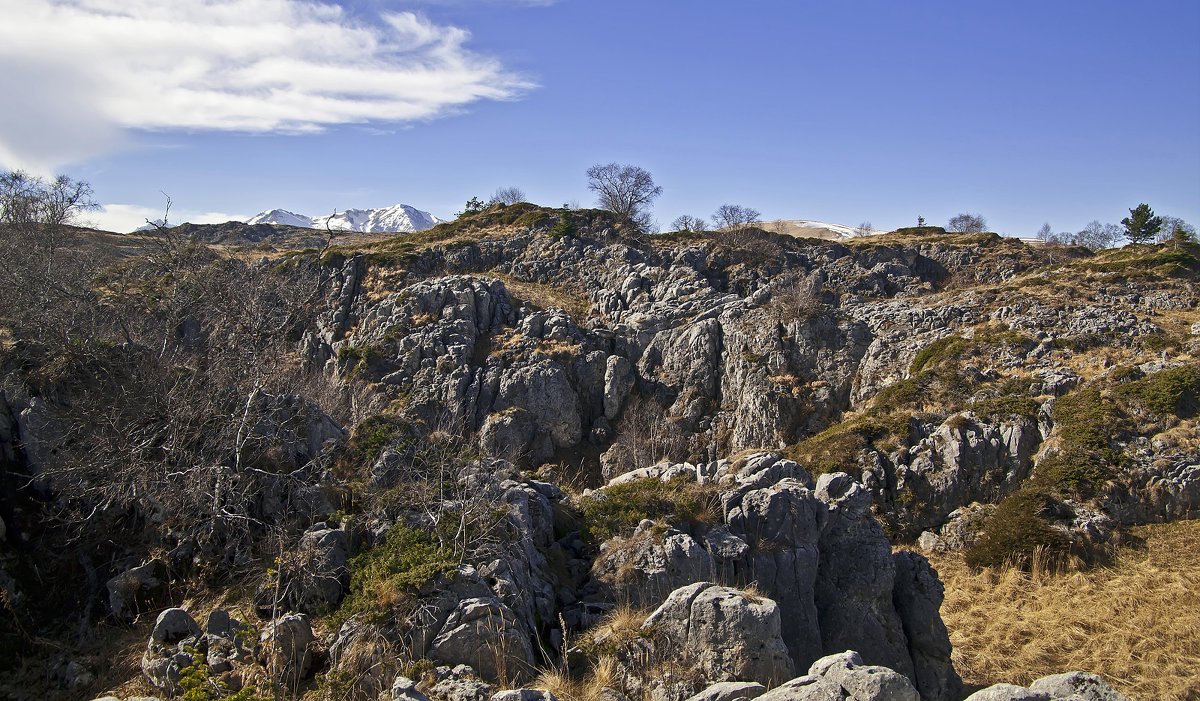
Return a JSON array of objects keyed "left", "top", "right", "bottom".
[
  {"left": 755, "top": 651, "right": 918, "bottom": 701},
  {"left": 1028, "top": 672, "right": 1129, "bottom": 700},
  {"left": 258, "top": 612, "right": 315, "bottom": 687},
  {"left": 292, "top": 525, "right": 350, "bottom": 613},
  {"left": 813, "top": 474, "right": 915, "bottom": 683},
  {"left": 590, "top": 524, "right": 715, "bottom": 607},
  {"left": 429, "top": 597, "right": 536, "bottom": 684},
  {"left": 725, "top": 477, "right": 824, "bottom": 667},
  {"left": 328, "top": 619, "right": 397, "bottom": 700},
  {"left": 641, "top": 582, "right": 795, "bottom": 686}
]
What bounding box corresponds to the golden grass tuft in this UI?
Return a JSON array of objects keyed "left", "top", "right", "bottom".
[{"left": 924, "top": 519, "right": 1200, "bottom": 700}]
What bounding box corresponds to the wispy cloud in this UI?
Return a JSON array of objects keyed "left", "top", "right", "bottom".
[{"left": 0, "top": 0, "right": 535, "bottom": 173}]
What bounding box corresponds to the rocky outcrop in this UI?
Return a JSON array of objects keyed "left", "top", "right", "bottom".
[
  {"left": 428, "top": 597, "right": 536, "bottom": 683},
  {"left": 590, "top": 454, "right": 960, "bottom": 701},
  {"left": 141, "top": 608, "right": 255, "bottom": 695},
  {"left": 641, "top": 582, "right": 795, "bottom": 685},
  {"left": 107, "top": 559, "right": 168, "bottom": 621}
]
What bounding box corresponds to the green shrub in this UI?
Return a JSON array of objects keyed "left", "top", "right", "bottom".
[
  {"left": 784, "top": 414, "right": 911, "bottom": 477},
  {"left": 579, "top": 476, "right": 719, "bottom": 544},
  {"left": 970, "top": 394, "right": 1039, "bottom": 424},
  {"left": 514, "top": 210, "right": 550, "bottom": 229},
  {"left": 1031, "top": 446, "right": 1111, "bottom": 498},
  {"left": 965, "top": 489, "right": 1071, "bottom": 569},
  {"left": 1115, "top": 364, "right": 1200, "bottom": 418},
  {"left": 179, "top": 647, "right": 270, "bottom": 701},
  {"left": 910, "top": 336, "right": 968, "bottom": 374},
  {"left": 332, "top": 525, "right": 456, "bottom": 627},
  {"left": 870, "top": 377, "right": 925, "bottom": 411},
  {"left": 549, "top": 212, "right": 578, "bottom": 239},
  {"left": 1052, "top": 387, "right": 1119, "bottom": 453}
]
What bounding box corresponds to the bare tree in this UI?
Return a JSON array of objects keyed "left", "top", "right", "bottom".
[
  {"left": 585, "top": 163, "right": 662, "bottom": 231},
  {"left": 670, "top": 214, "right": 707, "bottom": 233},
  {"left": 490, "top": 186, "right": 526, "bottom": 206},
  {"left": 1157, "top": 216, "right": 1195, "bottom": 244},
  {"left": 1073, "top": 220, "right": 1122, "bottom": 251},
  {"left": 854, "top": 221, "right": 873, "bottom": 238},
  {"left": 711, "top": 204, "right": 762, "bottom": 232},
  {"left": 1036, "top": 222, "right": 1053, "bottom": 244},
  {"left": 947, "top": 213, "right": 987, "bottom": 234},
  {"left": 0, "top": 170, "right": 101, "bottom": 346}
]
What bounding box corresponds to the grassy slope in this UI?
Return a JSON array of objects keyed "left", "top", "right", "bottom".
[{"left": 922, "top": 519, "right": 1200, "bottom": 701}]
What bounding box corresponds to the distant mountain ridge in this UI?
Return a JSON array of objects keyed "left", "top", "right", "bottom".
[{"left": 246, "top": 204, "right": 444, "bottom": 233}]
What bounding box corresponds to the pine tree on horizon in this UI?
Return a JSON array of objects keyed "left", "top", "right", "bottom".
[{"left": 1121, "top": 203, "right": 1163, "bottom": 244}]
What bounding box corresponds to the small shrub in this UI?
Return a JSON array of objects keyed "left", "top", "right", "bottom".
[
  {"left": 549, "top": 212, "right": 578, "bottom": 239},
  {"left": 1115, "top": 364, "right": 1200, "bottom": 418},
  {"left": 785, "top": 414, "right": 911, "bottom": 477},
  {"left": 965, "top": 489, "right": 1071, "bottom": 570},
  {"left": 1031, "top": 446, "right": 1111, "bottom": 499},
  {"left": 970, "top": 394, "right": 1039, "bottom": 424},
  {"left": 344, "top": 413, "right": 410, "bottom": 468},
  {"left": 332, "top": 524, "right": 456, "bottom": 627},
  {"left": 178, "top": 647, "right": 270, "bottom": 701},
  {"left": 579, "top": 476, "right": 719, "bottom": 544},
  {"left": 911, "top": 336, "right": 968, "bottom": 374},
  {"left": 871, "top": 377, "right": 925, "bottom": 410},
  {"left": 1052, "top": 387, "right": 1120, "bottom": 453}
]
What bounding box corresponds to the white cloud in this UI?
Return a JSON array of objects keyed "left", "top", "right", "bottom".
[
  {"left": 89, "top": 204, "right": 247, "bottom": 233},
  {"left": 0, "top": 0, "right": 534, "bottom": 173}
]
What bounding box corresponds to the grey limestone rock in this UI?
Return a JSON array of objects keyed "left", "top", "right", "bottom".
[
  {"left": 683, "top": 681, "right": 766, "bottom": 701},
  {"left": 293, "top": 524, "right": 350, "bottom": 612},
  {"left": 141, "top": 608, "right": 202, "bottom": 694},
  {"left": 429, "top": 596, "right": 536, "bottom": 684},
  {"left": 1028, "top": 671, "right": 1129, "bottom": 701},
  {"left": 641, "top": 582, "right": 795, "bottom": 685},
  {"left": 329, "top": 619, "right": 396, "bottom": 700},
  {"left": 258, "top": 612, "right": 315, "bottom": 686},
  {"left": 891, "top": 551, "right": 961, "bottom": 701},
  {"left": 108, "top": 559, "right": 167, "bottom": 621},
  {"left": 590, "top": 524, "right": 715, "bottom": 607},
  {"left": 755, "top": 651, "right": 918, "bottom": 701},
  {"left": 491, "top": 691, "right": 559, "bottom": 701},
  {"left": 393, "top": 676, "right": 435, "bottom": 701},
  {"left": 962, "top": 685, "right": 1051, "bottom": 701},
  {"left": 430, "top": 664, "right": 496, "bottom": 701}
]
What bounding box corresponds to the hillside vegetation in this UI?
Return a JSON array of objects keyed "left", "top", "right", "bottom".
[{"left": 1, "top": 189, "right": 1197, "bottom": 701}]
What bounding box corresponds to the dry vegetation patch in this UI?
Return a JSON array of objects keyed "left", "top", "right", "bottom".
[{"left": 924, "top": 519, "right": 1200, "bottom": 700}]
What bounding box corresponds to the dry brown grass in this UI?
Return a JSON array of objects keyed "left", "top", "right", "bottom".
[
  {"left": 533, "top": 657, "right": 620, "bottom": 701},
  {"left": 924, "top": 519, "right": 1200, "bottom": 700}
]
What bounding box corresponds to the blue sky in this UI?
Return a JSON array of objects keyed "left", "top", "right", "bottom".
[{"left": 2, "top": 0, "right": 1197, "bottom": 235}]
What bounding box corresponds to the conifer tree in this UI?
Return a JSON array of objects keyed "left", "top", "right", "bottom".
[{"left": 1121, "top": 203, "right": 1162, "bottom": 244}]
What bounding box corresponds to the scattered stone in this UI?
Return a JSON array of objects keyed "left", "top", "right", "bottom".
[{"left": 393, "top": 675, "right": 435, "bottom": 701}]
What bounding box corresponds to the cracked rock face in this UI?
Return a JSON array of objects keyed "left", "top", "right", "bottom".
[{"left": 641, "top": 582, "right": 795, "bottom": 686}]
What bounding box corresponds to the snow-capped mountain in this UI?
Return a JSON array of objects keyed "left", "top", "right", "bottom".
[
  {"left": 245, "top": 204, "right": 444, "bottom": 233},
  {"left": 245, "top": 209, "right": 316, "bottom": 228}
]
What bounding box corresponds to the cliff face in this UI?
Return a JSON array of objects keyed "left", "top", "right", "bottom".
[{"left": 0, "top": 210, "right": 1195, "bottom": 699}]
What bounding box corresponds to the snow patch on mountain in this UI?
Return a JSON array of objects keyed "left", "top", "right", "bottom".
[
  {"left": 245, "top": 204, "right": 444, "bottom": 233},
  {"left": 246, "top": 209, "right": 316, "bottom": 228}
]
